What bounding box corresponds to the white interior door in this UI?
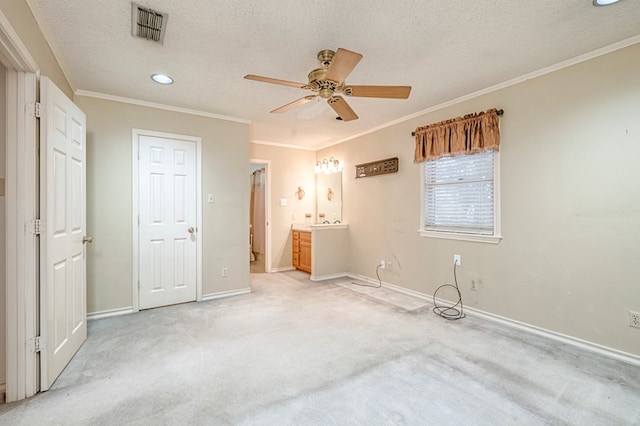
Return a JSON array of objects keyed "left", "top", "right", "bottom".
[
  {"left": 40, "top": 76, "right": 87, "bottom": 390},
  {"left": 138, "top": 135, "right": 197, "bottom": 310}
]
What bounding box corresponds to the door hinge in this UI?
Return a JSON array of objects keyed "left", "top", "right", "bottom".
[
  {"left": 35, "top": 102, "right": 42, "bottom": 118},
  {"left": 29, "top": 218, "right": 43, "bottom": 235},
  {"left": 29, "top": 336, "right": 46, "bottom": 353}
]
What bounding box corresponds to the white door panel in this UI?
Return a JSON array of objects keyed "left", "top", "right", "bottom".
[
  {"left": 40, "top": 77, "right": 87, "bottom": 390},
  {"left": 138, "top": 135, "right": 197, "bottom": 309}
]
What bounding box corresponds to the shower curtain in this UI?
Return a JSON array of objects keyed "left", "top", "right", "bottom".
[{"left": 250, "top": 168, "right": 266, "bottom": 256}]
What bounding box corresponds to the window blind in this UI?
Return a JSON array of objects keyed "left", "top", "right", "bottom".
[{"left": 424, "top": 150, "right": 494, "bottom": 234}]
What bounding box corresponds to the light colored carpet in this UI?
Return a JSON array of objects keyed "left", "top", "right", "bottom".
[
  {"left": 335, "top": 279, "right": 429, "bottom": 311},
  {"left": 1, "top": 270, "right": 639, "bottom": 425}
]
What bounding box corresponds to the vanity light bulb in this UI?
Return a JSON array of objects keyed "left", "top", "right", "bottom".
[{"left": 316, "top": 158, "right": 343, "bottom": 174}]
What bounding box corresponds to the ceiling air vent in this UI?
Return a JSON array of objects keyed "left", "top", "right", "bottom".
[{"left": 131, "top": 3, "right": 168, "bottom": 43}]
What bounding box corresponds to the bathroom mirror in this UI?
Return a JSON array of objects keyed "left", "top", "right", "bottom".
[{"left": 316, "top": 171, "right": 342, "bottom": 223}]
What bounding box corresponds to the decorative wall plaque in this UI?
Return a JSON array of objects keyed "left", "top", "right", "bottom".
[{"left": 355, "top": 157, "right": 399, "bottom": 178}]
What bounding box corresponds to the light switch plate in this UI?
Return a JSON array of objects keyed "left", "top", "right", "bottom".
[
  {"left": 207, "top": 193, "right": 214, "bottom": 203},
  {"left": 280, "top": 198, "right": 288, "bottom": 206}
]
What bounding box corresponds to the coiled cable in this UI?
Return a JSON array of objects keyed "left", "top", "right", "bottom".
[{"left": 432, "top": 262, "right": 466, "bottom": 320}]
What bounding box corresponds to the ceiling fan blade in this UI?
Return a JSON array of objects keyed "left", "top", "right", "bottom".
[
  {"left": 327, "top": 96, "right": 358, "bottom": 121},
  {"left": 244, "top": 74, "right": 306, "bottom": 89},
  {"left": 271, "top": 96, "right": 317, "bottom": 113},
  {"left": 343, "top": 85, "right": 412, "bottom": 99},
  {"left": 324, "top": 48, "right": 363, "bottom": 84}
]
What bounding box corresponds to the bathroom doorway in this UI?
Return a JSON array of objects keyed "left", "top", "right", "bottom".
[{"left": 249, "top": 160, "right": 270, "bottom": 273}]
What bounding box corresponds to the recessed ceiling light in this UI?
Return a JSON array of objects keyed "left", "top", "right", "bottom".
[
  {"left": 593, "top": 0, "right": 621, "bottom": 6},
  {"left": 151, "top": 74, "right": 173, "bottom": 84}
]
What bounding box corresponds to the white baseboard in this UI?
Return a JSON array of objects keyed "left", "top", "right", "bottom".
[
  {"left": 461, "top": 306, "right": 640, "bottom": 367},
  {"left": 346, "top": 274, "right": 640, "bottom": 367},
  {"left": 311, "top": 272, "right": 348, "bottom": 282},
  {"left": 87, "top": 307, "right": 134, "bottom": 321},
  {"left": 202, "top": 288, "right": 251, "bottom": 302},
  {"left": 88, "top": 289, "right": 252, "bottom": 319},
  {"left": 270, "top": 266, "right": 295, "bottom": 273}
]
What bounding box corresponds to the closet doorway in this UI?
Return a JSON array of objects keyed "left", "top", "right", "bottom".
[{"left": 249, "top": 160, "right": 270, "bottom": 273}]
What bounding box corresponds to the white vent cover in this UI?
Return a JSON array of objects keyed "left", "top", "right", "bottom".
[{"left": 131, "top": 3, "right": 168, "bottom": 43}]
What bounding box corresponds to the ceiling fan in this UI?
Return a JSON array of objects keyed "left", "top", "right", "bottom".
[{"left": 244, "top": 48, "right": 411, "bottom": 121}]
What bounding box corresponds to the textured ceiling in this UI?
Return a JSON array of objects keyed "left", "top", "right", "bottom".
[{"left": 27, "top": 0, "right": 640, "bottom": 149}]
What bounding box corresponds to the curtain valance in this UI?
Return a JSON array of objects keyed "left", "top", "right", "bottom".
[{"left": 413, "top": 108, "right": 501, "bottom": 163}]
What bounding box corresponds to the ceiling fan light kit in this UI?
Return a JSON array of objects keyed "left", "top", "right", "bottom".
[{"left": 245, "top": 48, "right": 412, "bottom": 121}]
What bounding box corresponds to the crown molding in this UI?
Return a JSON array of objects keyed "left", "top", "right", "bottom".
[
  {"left": 74, "top": 89, "right": 251, "bottom": 124},
  {"left": 249, "top": 139, "right": 317, "bottom": 152},
  {"left": 250, "top": 139, "right": 315, "bottom": 151},
  {"left": 327, "top": 35, "right": 640, "bottom": 149}
]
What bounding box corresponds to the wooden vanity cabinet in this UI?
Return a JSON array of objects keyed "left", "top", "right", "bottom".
[
  {"left": 292, "top": 230, "right": 312, "bottom": 273},
  {"left": 292, "top": 231, "right": 300, "bottom": 268}
]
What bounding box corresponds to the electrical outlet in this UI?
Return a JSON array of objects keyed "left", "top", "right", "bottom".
[
  {"left": 470, "top": 279, "right": 479, "bottom": 291},
  {"left": 222, "top": 267, "right": 229, "bottom": 277},
  {"left": 630, "top": 311, "right": 640, "bottom": 329},
  {"left": 453, "top": 254, "right": 461, "bottom": 266},
  {"left": 386, "top": 261, "right": 392, "bottom": 271},
  {"left": 380, "top": 260, "right": 386, "bottom": 269}
]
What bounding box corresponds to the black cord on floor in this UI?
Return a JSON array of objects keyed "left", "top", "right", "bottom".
[
  {"left": 432, "top": 262, "right": 466, "bottom": 320},
  {"left": 349, "top": 264, "right": 383, "bottom": 288}
]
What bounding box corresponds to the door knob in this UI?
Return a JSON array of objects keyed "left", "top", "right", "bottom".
[
  {"left": 83, "top": 236, "right": 94, "bottom": 244},
  {"left": 188, "top": 227, "right": 195, "bottom": 234}
]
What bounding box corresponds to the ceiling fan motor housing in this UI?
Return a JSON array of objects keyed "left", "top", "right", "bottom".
[{"left": 306, "top": 67, "right": 338, "bottom": 98}]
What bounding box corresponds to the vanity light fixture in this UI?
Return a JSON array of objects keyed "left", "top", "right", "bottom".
[
  {"left": 315, "top": 157, "right": 343, "bottom": 174},
  {"left": 151, "top": 73, "right": 174, "bottom": 84},
  {"left": 592, "top": 0, "right": 621, "bottom": 5}
]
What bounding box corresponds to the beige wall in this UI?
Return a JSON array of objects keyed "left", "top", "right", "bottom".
[
  {"left": 249, "top": 143, "right": 316, "bottom": 270},
  {"left": 75, "top": 96, "right": 250, "bottom": 313},
  {"left": 318, "top": 43, "right": 640, "bottom": 356},
  {"left": 0, "top": 0, "right": 72, "bottom": 97},
  {"left": 311, "top": 228, "right": 349, "bottom": 279},
  {"left": 0, "top": 63, "right": 6, "bottom": 385}
]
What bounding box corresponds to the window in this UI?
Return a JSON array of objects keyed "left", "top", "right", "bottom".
[{"left": 421, "top": 150, "right": 501, "bottom": 243}]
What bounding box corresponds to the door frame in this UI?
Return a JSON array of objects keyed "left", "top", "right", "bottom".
[
  {"left": 249, "top": 159, "right": 271, "bottom": 273},
  {"left": 1, "top": 10, "right": 40, "bottom": 402},
  {"left": 131, "top": 129, "right": 203, "bottom": 311}
]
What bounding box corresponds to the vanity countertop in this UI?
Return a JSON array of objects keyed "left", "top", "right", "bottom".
[
  {"left": 311, "top": 223, "right": 348, "bottom": 230},
  {"left": 291, "top": 223, "right": 348, "bottom": 231}
]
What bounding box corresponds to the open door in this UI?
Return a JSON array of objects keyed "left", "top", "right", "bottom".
[{"left": 39, "top": 76, "right": 88, "bottom": 390}]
